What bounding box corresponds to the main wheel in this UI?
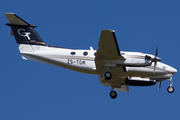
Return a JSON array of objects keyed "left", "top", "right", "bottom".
[
  {"left": 110, "top": 91, "right": 117, "bottom": 99},
  {"left": 105, "top": 72, "right": 112, "bottom": 80},
  {"left": 167, "top": 86, "right": 174, "bottom": 93}
]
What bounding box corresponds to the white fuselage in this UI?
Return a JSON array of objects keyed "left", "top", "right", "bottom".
[{"left": 20, "top": 44, "right": 177, "bottom": 81}]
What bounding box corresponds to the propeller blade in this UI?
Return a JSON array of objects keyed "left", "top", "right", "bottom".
[
  {"left": 158, "top": 81, "right": 161, "bottom": 90},
  {"left": 155, "top": 46, "right": 158, "bottom": 57},
  {"left": 153, "top": 46, "right": 158, "bottom": 73}
]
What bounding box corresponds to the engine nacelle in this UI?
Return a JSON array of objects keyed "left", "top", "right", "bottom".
[
  {"left": 104, "top": 58, "right": 152, "bottom": 67},
  {"left": 125, "top": 77, "right": 156, "bottom": 86},
  {"left": 121, "top": 58, "right": 152, "bottom": 66}
]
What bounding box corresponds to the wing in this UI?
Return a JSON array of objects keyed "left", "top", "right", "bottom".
[
  {"left": 95, "top": 30, "right": 125, "bottom": 75},
  {"left": 95, "top": 30, "right": 128, "bottom": 91},
  {"left": 95, "top": 30, "right": 124, "bottom": 60}
]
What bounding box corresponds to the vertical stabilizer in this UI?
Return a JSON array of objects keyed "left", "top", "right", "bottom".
[{"left": 5, "top": 13, "right": 46, "bottom": 52}]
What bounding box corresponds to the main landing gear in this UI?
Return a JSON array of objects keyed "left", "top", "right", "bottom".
[
  {"left": 104, "top": 68, "right": 112, "bottom": 80},
  {"left": 110, "top": 88, "right": 117, "bottom": 99},
  {"left": 104, "top": 69, "right": 117, "bottom": 99},
  {"left": 167, "top": 76, "right": 175, "bottom": 93},
  {"left": 105, "top": 71, "right": 112, "bottom": 80}
]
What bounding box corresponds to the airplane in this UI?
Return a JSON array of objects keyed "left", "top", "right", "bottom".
[{"left": 5, "top": 13, "right": 177, "bottom": 99}]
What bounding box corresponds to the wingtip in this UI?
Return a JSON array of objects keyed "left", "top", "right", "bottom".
[
  {"left": 4, "top": 13, "right": 15, "bottom": 15},
  {"left": 101, "top": 29, "right": 115, "bottom": 32}
]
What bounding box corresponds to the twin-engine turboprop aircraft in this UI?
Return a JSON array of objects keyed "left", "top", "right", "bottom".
[{"left": 5, "top": 13, "right": 177, "bottom": 99}]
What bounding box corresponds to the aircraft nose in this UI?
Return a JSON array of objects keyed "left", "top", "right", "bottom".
[{"left": 170, "top": 67, "right": 177, "bottom": 74}]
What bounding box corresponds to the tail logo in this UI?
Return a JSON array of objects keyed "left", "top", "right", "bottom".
[{"left": 18, "top": 29, "right": 31, "bottom": 40}]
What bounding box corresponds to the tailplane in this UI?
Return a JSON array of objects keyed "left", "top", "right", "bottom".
[{"left": 5, "top": 13, "right": 46, "bottom": 52}]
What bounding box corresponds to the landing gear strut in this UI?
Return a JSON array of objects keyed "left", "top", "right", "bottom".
[
  {"left": 167, "top": 75, "right": 175, "bottom": 93},
  {"left": 110, "top": 88, "right": 117, "bottom": 99}
]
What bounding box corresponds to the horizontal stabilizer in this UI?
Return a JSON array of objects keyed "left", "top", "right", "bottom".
[
  {"left": 5, "top": 13, "right": 37, "bottom": 36},
  {"left": 5, "top": 13, "right": 30, "bottom": 26}
]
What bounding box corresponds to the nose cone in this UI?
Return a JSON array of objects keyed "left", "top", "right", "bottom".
[{"left": 170, "top": 67, "right": 177, "bottom": 74}]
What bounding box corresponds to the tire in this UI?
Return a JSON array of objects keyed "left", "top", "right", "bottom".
[
  {"left": 105, "top": 72, "right": 112, "bottom": 80},
  {"left": 110, "top": 91, "right": 117, "bottom": 99},
  {"left": 167, "top": 86, "right": 174, "bottom": 93}
]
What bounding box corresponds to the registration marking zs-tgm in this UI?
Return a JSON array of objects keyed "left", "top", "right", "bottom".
[{"left": 67, "top": 59, "right": 85, "bottom": 65}]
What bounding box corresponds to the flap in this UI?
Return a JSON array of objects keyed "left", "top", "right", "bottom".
[{"left": 115, "top": 85, "right": 130, "bottom": 92}]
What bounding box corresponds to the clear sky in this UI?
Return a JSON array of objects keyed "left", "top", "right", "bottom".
[{"left": 1, "top": 0, "right": 180, "bottom": 120}]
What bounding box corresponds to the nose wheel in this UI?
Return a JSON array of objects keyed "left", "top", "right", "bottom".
[{"left": 167, "top": 86, "right": 174, "bottom": 93}]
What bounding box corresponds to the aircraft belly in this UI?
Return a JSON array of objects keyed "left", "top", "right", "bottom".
[{"left": 21, "top": 53, "right": 97, "bottom": 75}]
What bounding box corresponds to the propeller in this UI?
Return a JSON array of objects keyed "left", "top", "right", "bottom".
[
  {"left": 145, "top": 47, "right": 162, "bottom": 73},
  {"left": 158, "top": 81, "right": 161, "bottom": 90},
  {"left": 152, "top": 46, "right": 159, "bottom": 73}
]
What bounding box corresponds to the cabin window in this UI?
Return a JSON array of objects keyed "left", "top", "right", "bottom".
[
  {"left": 70, "top": 52, "right": 76, "bottom": 55},
  {"left": 83, "top": 52, "right": 88, "bottom": 56},
  {"left": 94, "top": 52, "right": 96, "bottom": 56}
]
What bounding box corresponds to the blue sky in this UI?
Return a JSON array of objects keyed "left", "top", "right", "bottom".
[{"left": 1, "top": 0, "right": 180, "bottom": 120}]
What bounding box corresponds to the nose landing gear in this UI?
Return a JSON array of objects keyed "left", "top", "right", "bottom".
[{"left": 167, "top": 75, "right": 175, "bottom": 93}]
